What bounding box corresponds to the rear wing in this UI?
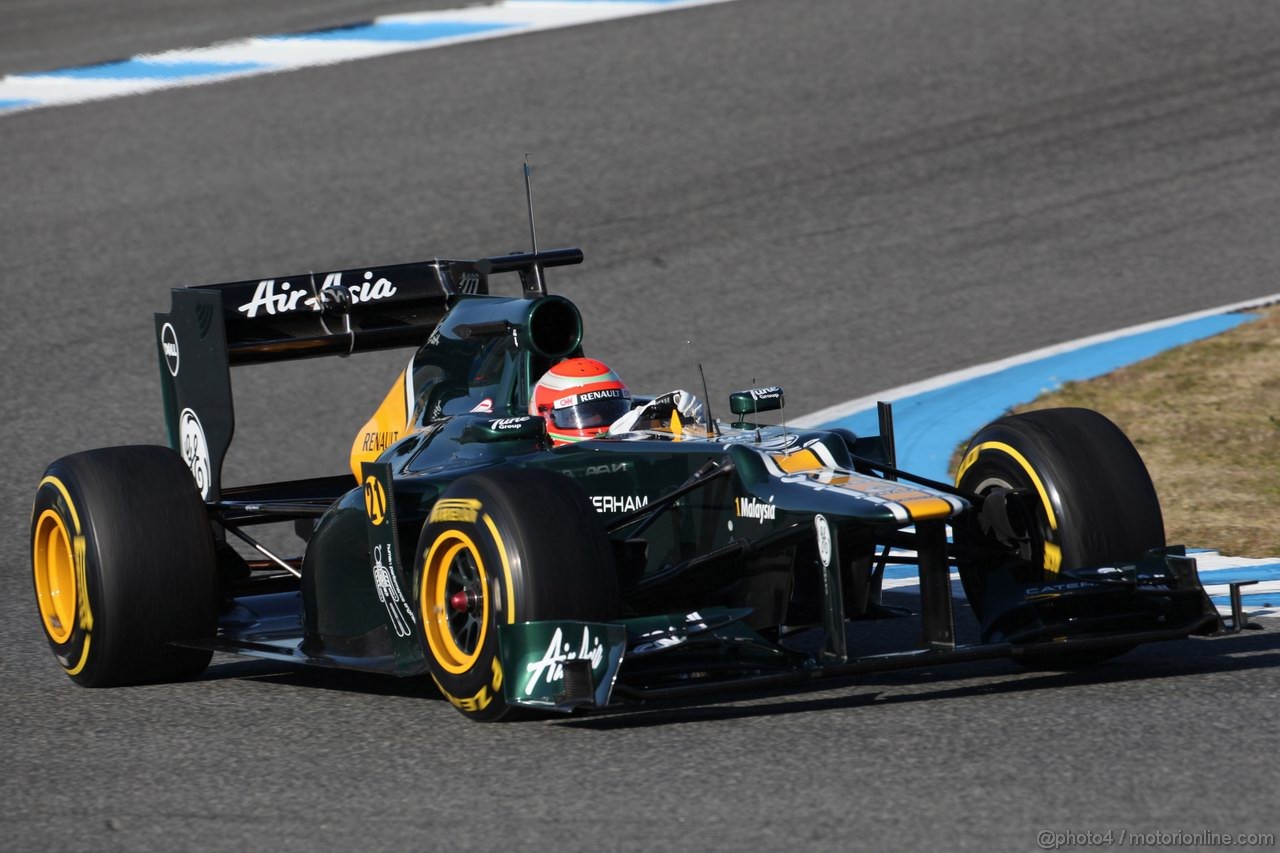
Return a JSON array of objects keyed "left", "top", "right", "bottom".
[{"left": 153, "top": 248, "right": 582, "bottom": 500}]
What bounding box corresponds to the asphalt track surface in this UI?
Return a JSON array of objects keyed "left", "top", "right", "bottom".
[{"left": 3, "top": 1, "right": 1280, "bottom": 850}]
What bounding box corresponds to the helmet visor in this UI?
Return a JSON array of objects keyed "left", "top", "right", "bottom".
[{"left": 548, "top": 389, "right": 633, "bottom": 430}]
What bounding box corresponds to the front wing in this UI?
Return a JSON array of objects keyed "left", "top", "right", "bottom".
[{"left": 496, "top": 550, "right": 1246, "bottom": 713}]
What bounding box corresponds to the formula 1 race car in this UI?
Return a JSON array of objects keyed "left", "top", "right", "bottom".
[{"left": 29, "top": 246, "right": 1254, "bottom": 721}]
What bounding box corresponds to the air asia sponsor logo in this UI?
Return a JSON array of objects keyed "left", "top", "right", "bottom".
[
  {"left": 591, "top": 495, "right": 649, "bottom": 513},
  {"left": 470, "top": 398, "right": 493, "bottom": 413},
  {"left": 363, "top": 475, "right": 387, "bottom": 526},
  {"left": 361, "top": 430, "right": 398, "bottom": 453},
  {"left": 160, "top": 323, "right": 180, "bottom": 376},
  {"left": 735, "top": 496, "right": 776, "bottom": 521},
  {"left": 523, "top": 626, "right": 606, "bottom": 696},
  {"left": 815, "top": 514, "right": 832, "bottom": 567},
  {"left": 553, "top": 388, "right": 626, "bottom": 410},
  {"left": 429, "top": 498, "right": 481, "bottom": 524},
  {"left": 179, "top": 408, "right": 211, "bottom": 498},
  {"left": 236, "top": 271, "right": 398, "bottom": 318},
  {"left": 371, "top": 542, "right": 413, "bottom": 638}
]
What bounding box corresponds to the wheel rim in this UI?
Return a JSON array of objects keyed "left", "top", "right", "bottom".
[
  {"left": 421, "top": 530, "right": 490, "bottom": 674},
  {"left": 967, "top": 470, "right": 1061, "bottom": 572},
  {"left": 33, "top": 509, "right": 76, "bottom": 643},
  {"left": 958, "top": 442, "right": 1059, "bottom": 531}
]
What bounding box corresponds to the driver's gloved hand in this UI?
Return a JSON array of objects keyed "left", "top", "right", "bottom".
[{"left": 672, "top": 390, "right": 704, "bottom": 424}]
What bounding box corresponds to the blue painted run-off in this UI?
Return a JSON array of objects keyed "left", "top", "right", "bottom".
[
  {"left": 267, "top": 21, "right": 515, "bottom": 42},
  {"left": 0, "top": 99, "right": 37, "bottom": 110},
  {"left": 1211, "top": 592, "right": 1280, "bottom": 608},
  {"left": 34, "top": 60, "right": 265, "bottom": 80},
  {"left": 820, "top": 313, "right": 1257, "bottom": 483}
]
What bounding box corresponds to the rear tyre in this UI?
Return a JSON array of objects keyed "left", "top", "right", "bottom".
[
  {"left": 955, "top": 408, "right": 1165, "bottom": 666},
  {"left": 414, "top": 467, "right": 619, "bottom": 722},
  {"left": 30, "top": 446, "right": 218, "bottom": 686}
]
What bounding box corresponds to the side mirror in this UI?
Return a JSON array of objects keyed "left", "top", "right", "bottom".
[{"left": 729, "top": 386, "right": 784, "bottom": 425}]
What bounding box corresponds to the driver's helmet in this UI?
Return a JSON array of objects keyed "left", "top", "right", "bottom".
[{"left": 529, "top": 358, "right": 632, "bottom": 445}]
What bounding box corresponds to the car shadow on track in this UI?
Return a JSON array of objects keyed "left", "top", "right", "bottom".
[{"left": 195, "top": 656, "right": 446, "bottom": 700}]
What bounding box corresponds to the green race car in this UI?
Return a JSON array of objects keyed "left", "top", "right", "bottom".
[{"left": 29, "top": 247, "right": 1249, "bottom": 721}]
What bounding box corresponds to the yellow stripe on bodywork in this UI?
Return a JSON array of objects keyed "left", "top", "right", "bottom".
[
  {"left": 955, "top": 441, "right": 1058, "bottom": 531},
  {"left": 772, "top": 449, "right": 824, "bottom": 473},
  {"left": 900, "top": 497, "right": 954, "bottom": 521},
  {"left": 795, "top": 472, "right": 962, "bottom": 521}
]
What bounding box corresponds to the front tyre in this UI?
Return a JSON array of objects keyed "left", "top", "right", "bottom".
[
  {"left": 955, "top": 408, "right": 1165, "bottom": 666},
  {"left": 414, "top": 468, "right": 619, "bottom": 722},
  {"left": 30, "top": 446, "right": 218, "bottom": 686}
]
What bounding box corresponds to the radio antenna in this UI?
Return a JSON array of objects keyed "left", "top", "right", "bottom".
[
  {"left": 522, "top": 154, "right": 545, "bottom": 294},
  {"left": 698, "top": 362, "right": 720, "bottom": 436},
  {"left": 523, "top": 155, "right": 539, "bottom": 253}
]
